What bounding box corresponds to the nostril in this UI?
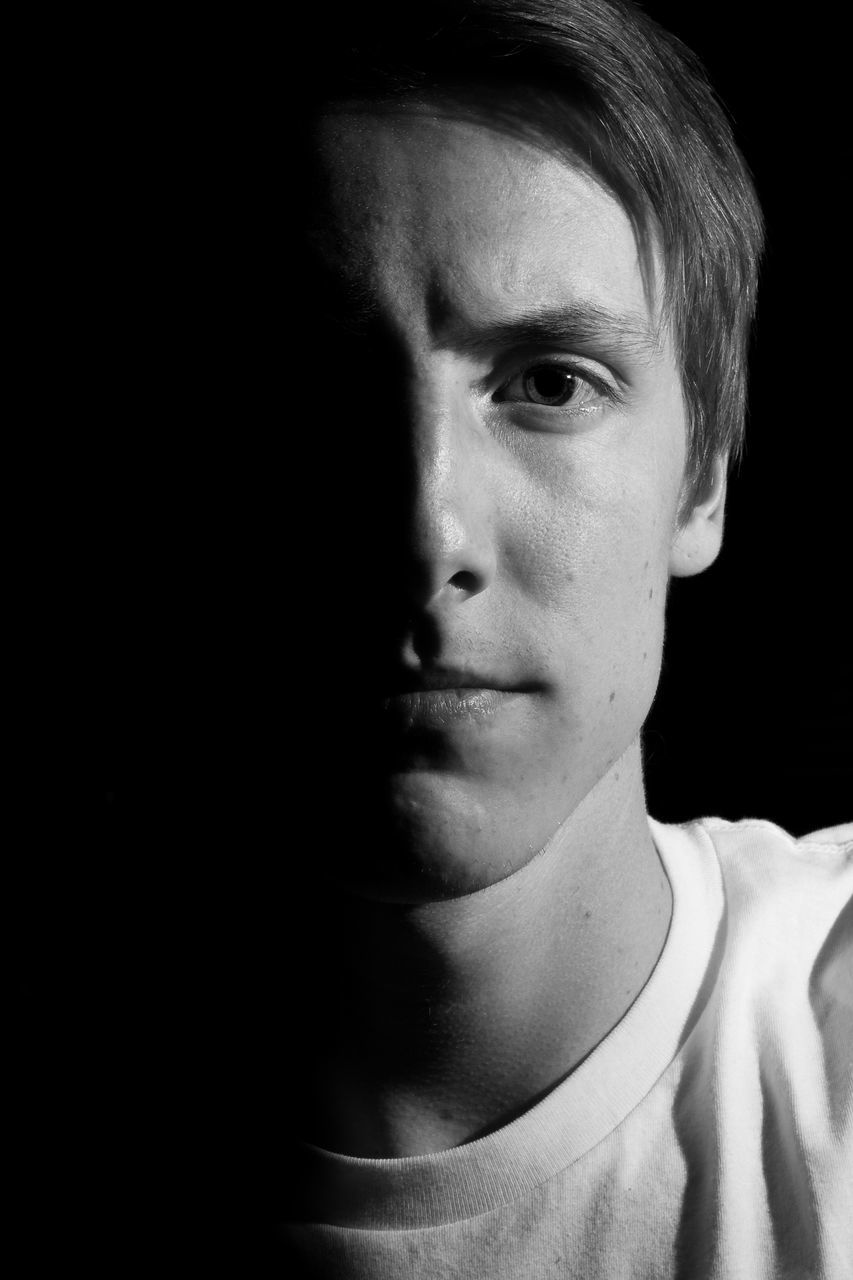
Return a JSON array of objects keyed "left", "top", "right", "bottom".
[{"left": 449, "top": 570, "right": 481, "bottom": 595}]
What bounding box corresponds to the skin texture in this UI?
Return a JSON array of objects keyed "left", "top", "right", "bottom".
[
  {"left": 309, "top": 111, "right": 724, "bottom": 903},
  {"left": 298, "top": 112, "right": 726, "bottom": 1155}
]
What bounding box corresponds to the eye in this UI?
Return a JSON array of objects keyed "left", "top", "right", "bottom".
[{"left": 497, "top": 362, "right": 603, "bottom": 409}]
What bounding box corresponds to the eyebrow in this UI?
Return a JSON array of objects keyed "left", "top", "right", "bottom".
[{"left": 436, "top": 301, "right": 662, "bottom": 366}]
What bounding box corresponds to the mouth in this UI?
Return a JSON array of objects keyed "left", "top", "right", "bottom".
[{"left": 379, "top": 667, "right": 537, "bottom": 730}]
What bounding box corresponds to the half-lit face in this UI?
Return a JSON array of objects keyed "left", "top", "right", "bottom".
[{"left": 305, "top": 112, "right": 720, "bottom": 901}]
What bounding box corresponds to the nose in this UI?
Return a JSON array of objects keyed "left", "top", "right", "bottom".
[{"left": 402, "top": 376, "right": 497, "bottom": 610}]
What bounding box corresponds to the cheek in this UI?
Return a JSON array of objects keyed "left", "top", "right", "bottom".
[
  {"left": 503, "top": 443, "right": 677, "bottom": 617},
  {"left": 588, "top": 495, "right": 677, "bottom": 741},
  {"left": 597, "top": 492, "right": 675, "bottom": 631},
  {"left": 504, "top": 453, "right": 678, "bottom": 736}
]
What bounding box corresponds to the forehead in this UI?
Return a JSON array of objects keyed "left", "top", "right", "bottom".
[{"left": 311, "top": 112, "right": 659, "bottom": 338}]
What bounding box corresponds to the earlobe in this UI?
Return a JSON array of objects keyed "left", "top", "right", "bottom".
[{"left": 669, "top": 455, "right": 728, "bottom": 578}]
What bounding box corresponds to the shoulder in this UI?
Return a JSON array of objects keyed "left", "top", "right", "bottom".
[
  {"left": 693, "top": 815, "right": 852, "bottom": 983},
  {"left": 650, "top": 815, "right": 851, "bottom": 977},
  {"left": 656, "top": 819, "right": 853, "bottom": 1270},
  {"left": 698, "top": 815, "right": 852, "bottom": 916},
  {"left": 690, "top": 816, "right": 852, "bottom": 1119}
]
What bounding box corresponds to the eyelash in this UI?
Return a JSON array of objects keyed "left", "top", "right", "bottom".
[{"left": 495, "top": 359, "right": 619, "bottom": 414}]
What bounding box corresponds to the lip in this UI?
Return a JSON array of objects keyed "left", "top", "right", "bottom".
[
  {"left": 383, "top": 686, "right": 518, "bottom": 729},
  {"left": 379, "top": 667, "right": 535, "bottom": 731}
]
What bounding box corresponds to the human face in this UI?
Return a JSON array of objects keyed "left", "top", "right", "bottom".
[{"left": 303, "top": 112, "right": 690, "bottom": 902}]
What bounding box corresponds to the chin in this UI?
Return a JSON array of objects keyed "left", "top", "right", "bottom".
[
  {"left": 324, "top": 769, "right": 566, "bottom": 905},
  {"left": 316, "top": 716, "right": 645, "bottom": 904}
]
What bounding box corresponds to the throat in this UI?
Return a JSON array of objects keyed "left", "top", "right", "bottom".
[
  {"left": 307, "top": 985, "right": 622, "bottom": 1156},
  {"left": 299, "top": 810, "right": 672, "bottom": 1158}
]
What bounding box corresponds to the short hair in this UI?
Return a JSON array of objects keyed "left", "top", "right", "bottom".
[{"left": 302, "top": 0, "right": 765, "bottom": 513}]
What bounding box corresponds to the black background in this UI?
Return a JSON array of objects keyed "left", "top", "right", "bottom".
[{"left": 640, "top": 4, "right": 850, "bottom": 834}]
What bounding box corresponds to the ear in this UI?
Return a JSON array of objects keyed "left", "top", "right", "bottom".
[{"left": 669, "top": 454, "right": 728, "bottom": 578}]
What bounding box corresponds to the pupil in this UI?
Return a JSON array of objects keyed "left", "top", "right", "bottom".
[{"left": 529, "top": 367, "right": 573, "bottom": 402}]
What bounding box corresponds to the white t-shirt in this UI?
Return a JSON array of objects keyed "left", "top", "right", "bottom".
[{"left": 283, "top": 818, "right": 853, "bottom": 1279}]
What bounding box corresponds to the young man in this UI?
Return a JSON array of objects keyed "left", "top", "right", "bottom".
[{"left": 277, "top": 2, "right": 852, "bottom": 1274}]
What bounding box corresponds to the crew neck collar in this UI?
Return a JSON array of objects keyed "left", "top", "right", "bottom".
[{"left": 291, "top": 818, "right": 725, "bottom": 1229}]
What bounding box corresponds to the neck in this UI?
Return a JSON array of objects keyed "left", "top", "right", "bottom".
[{"left": 300, "top": 741, "right": 671, "bottom": 1157}]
